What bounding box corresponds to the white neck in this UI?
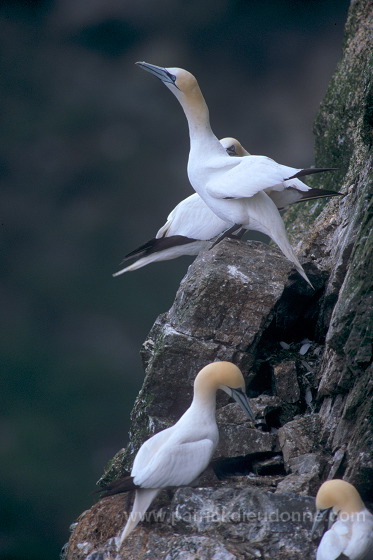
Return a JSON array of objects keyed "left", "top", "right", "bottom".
[{"left": 189, "top": 388, "right": 217, "bottom": 419}]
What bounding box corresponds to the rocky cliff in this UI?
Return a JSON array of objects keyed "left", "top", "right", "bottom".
[{"left": 64, "top": 1, "right": 372, "bottom": 558}]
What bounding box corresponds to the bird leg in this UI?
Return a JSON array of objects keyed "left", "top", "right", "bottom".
[{"left": 210, "top": 224, "right": 245, "bottom": 249}]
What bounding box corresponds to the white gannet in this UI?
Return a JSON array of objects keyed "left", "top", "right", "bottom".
[
  {"left": 311, "top": 479, "right": 373, "bottom": 560},
  {"left": 136, "top": 62, "right": 340, "bottom": 287},
  {"left": 113, "top": 191, "right": 239, "bottom": 275},
  {"left": 114, "top": 136, "right": 340, "bottom": 276},
  {"left": 220, "top": 137, "right": 341, "bottom": 210},
  {"left": 99, "top": 361, "right": 255, "bottom": 546}
]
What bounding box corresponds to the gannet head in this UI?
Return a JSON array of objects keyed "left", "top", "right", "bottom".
[
  {"left": 311, "top": 479, "right": 365, "bottom": 536},
  {"left": 194, "top": 361, "right": 255, "bottom": 422},
  {"left": 136, "top": 62, "right": 199, "bottom": 95},
  {"left": 220, "top": 137, "right": 251, "bottom": 157},
  {"left": 316, "top": 479, "right": 365, "bottom": 514}
]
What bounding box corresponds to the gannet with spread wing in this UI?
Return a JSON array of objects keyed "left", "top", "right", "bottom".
[
  {"left": 114, "top": 134, "right": 339, "bottom": 276},
  {"left": 136, "top": 62, "right": 340, "bottom": 286}
]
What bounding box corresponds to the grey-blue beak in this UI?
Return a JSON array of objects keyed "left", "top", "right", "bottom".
[
  {"left": 136, "top": 62, "right": 178, "bottom": 87},
  {"left": 229, "top": 386, "right": 256, "bottom": 423},
  {"left": 311, "top": 508, "right": 329, "bottom": 538}
]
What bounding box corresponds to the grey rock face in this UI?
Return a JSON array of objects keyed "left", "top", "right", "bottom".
[
  {"left": 273, "top": 360, "right": 300, "bottom": 403},
  {"left": 67, "top": 487, "right": 316, "bottom": 560},
  {"left": 278, "top": 415, "right": 322, "bottom": 468},
  {"left": 64, "top": 1, "right": 373, "bottom": 558},
  {"left": 100, "top": 238, "right": 301, "bottom": 481}
]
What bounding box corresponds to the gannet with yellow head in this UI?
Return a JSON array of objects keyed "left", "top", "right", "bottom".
[
  {"left": 136, "top": 62, "right": 339, "bottom": 287},
  {"left": 220, "top": 137, "right": 341, "bottom": 210},
  {"left": 113, "top": 137, "right": 249, "bottom": 276},
  {"left": 100, "top": 361, "right": 255, "bottom": 547},
  {"left": 312, "top": 479, "right": 373, "bottom": 560},
  {"left": 114, "top": 135, "right": 340, "bottom": 276}
]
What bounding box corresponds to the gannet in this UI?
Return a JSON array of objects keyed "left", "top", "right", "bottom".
[
  {"left": 312, "top": 479, "right": 373, "bottom": 560},
  {"left": 113, "top": 191, "right": 238, "bottom": 275},
  {"left": 114, "top": 136, "right": 340, "bottom": 276},
  {"left": 136, "top": 62, "right": 340, "bottom": 287},
  {"left": 220, "top": 137, "right": 341, "bottom": 210},
  {"left": 99, "top": 361, "right": 254, "bottom": 546}
]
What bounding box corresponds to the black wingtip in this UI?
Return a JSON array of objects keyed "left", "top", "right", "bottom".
[
  {"left": 94, "top": 475, "right": 137, "bottom": 497},
  {"left": 122, "top": 237, "right": 159, "bottom": 261},
  {"left": 294, "top": 188, "right": 344, "bottom": 204},
  {"left": 285, "top": 167, "right": 339, "bottom": 180},
  {"left": 121, "top": 235, "right": 198, "bottom": 264}
]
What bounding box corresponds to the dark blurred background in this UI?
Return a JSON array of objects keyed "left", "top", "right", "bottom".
[{"left": 0, "top": 0, "right": 349, "bottom": 558}]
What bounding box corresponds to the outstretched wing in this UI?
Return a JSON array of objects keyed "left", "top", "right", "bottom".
[
  {"left": 206, "top": 157, "right": 337, "bottom": 201},
  {"left": 205, "top": 156, "right": 291, "bottom": 200}
]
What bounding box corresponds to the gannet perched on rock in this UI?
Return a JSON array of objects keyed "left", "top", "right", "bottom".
[
  {"left": 99, "top": 361, "right": 254, "bottom": 546},
  {"left": 113, "top": 137, "right": 244, "bottom": 276},
  {"left": 220, "top": 137, "right": 341, "bottom": 210},
  {"left": 114, "top": 135, "right": 340, "bottom": 276},
  {"left": 136, "top": 62, "right": 339, "bottom": 287},
  {"left": 312, "top": 479, "right": 373, "bottom": 560},
  {"left": 113, "top": 191, "right": 239, "bottom": 275}
]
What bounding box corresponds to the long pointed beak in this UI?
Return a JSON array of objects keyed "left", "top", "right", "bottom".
[
  {"left": 230, "top": 387, "right": 255, "bottom": 423},
  {"left": 310, "top": 508, "right": 329, "bottom": 538},
  {"left": 136, "top": 62, "right": 177, "bottom": 87}
]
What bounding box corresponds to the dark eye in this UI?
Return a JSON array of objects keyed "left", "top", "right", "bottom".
[
  {"left": 226, "top": 145, "right": 237, "bottom": 156},
  {"left": 166, "top": 71, "right": 176, "bottom": 83}
]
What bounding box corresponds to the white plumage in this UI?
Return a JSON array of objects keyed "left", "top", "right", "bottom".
[
  {"left": 312, "top": 479, "right": 373, "bottom": 560},
  {"left": 114, "top": 135, "right": 339, "bottom": 276},
  {"left": 113, "top": 191, "right": 229, "bottom": 275},
  {"left": 136, "top": 62, "right": 340, "bottom": 287},
  {"left": 220, "top": 137, "right": 340, "bottom": 209},
  {"left": 101, "top": 362, "right": 254, "bottom": 546}
]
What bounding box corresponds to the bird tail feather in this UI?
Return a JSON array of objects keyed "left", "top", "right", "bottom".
[
  {"left": 266, "top": 221, "right": 313, "bottom": 288},
  {"left": 113, "top": 254, "right": 163, "bottom": 275},
  {"left": 113, "top": 236, "right": 199, "bottom": 276},
  {"left": 118, "top": 488, "right": 160, "bottom": 546},
  {"left": 245, "top": 191, "right": 314, "bottom": 288}
]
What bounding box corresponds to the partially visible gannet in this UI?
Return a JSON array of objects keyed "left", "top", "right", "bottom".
[
  {"left": 220, "top": 137, "right": 340, "bottom": 210},
  {"left": 312, "top": 479, "right": 373, "bottom": 560},
  {"left": 99, "top": 361, "right": 254, "bottom": 546},
  {"left": 136, "top": 62, "right": 340, "bottom": 287},
  {"left": 114, "top": 136, "right": 340, "bottom": 276},
  {"left": 113, "top": 191, "right": 238, "bottom": 275}
]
